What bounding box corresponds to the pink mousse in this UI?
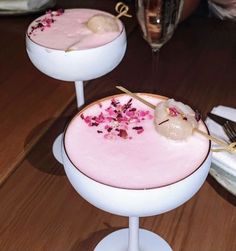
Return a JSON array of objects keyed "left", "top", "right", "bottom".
[
  {"left": 64, "top": 94, "right": 210, "bottom": 189},
  {"left": 27, "top": 9, "right": 122, "bottom": 50}
]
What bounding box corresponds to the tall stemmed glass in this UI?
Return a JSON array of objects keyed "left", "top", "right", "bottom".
[
  {"left": 136, "top": 0, "right": 184, "bottom": 76},
  {"left": 136, "top": 0, "right": 184, "bottom": 52}
]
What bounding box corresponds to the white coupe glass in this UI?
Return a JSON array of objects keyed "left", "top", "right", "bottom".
[
  {"left": 26, "top": 11, "right": 127, "bottom": 163},
  {"left": 62, "top": 95, "right": 212, "bottom": 251}
]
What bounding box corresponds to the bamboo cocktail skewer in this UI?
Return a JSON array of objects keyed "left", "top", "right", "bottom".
[{"left": 116, "top": 85, "right": 236, "bottom": 154}]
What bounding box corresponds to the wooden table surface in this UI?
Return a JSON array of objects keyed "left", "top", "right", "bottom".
[{"left": 0, "top": 1, "right": 235, "bottom": 250}]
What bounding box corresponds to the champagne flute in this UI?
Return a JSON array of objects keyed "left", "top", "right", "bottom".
[
  {"left": 136, "top": 0, "right": 184, "bottom": 85},
  {"left": 136, "top": 0, "right": 184, "bottom": 53}
]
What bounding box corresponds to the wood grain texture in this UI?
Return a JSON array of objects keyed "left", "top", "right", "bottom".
[
  {"left": 0, "top": 14, "right": 74, "bottom": 185},
  {"left": 0, "top": 0, "right": 236, "bottom": 250}
]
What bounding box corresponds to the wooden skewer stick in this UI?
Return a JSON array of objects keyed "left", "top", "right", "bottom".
[
  {"left": 65, "top": 41, "right": 80, "bottom": 52},
  {"left": 115, "top": 2, "right": 132, "bottom": 19},
  {"left": 116, "top": 86, "right": 156, "bottom": 110},
  {"left": 193, "top": 128, "right": 236, "bottom": 153},
  {"left": 116, "top": 85, "right": 236, "bottom": 154}
]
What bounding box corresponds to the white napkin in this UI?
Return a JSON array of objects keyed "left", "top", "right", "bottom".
[
  {"left": 0, "top": 0, "right": 55, "bottom": 11},
  {"left": 205, "top": 105, "right": 236, "bottom": 176}
]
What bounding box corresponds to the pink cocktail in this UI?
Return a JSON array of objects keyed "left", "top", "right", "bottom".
[
  {"left": 27, "top": 9, "right": 123, "bottom": 51},
  {"left": 26, "top": 8, "right": 127, "bottom": 162},
  {"left": 26, "top": 9, "right": 126, "bottom": 106},
  {"left": 62, "top": 93, "right": 211, "bottom": 251}
]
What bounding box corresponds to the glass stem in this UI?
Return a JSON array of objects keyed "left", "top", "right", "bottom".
[
  {"left": 128, "top": 216, "right": 140, "bottom": 251},
  {"left": 75, "top": 80, "right": 85, "bottom": 108},
  {"left": 151, "top": 49, "right": 160, "bottom": 85},
  {"left": 152, "top": 49, "right": 159, "bottom": 73}
]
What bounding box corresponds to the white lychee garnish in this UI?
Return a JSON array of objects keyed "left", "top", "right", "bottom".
[
  {"left": 154, "top": 99, "right": 199, "bottom": 140},
  {"left": 87, "top": 14, "right": 120, "bottom": 33}
]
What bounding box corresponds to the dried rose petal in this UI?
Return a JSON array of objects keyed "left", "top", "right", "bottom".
[
  {"left": 132, "top": 126, "right": 143, "bottom": 130},
  {"left": 28, "top": 9, "right": 64, "bottom": 36},
  {"left": 118, "top": 129, "right": 128, "bottom": 139},
  {"left": 137, "top": 128, "right": 144, "bottom": 134},
  {"left": 81, "top": 97, "right": 153, "bottom": 140},
  {"left": 80, "top": 113, "right": 85, "bottom": 120},
  {"left": 168, "top": 107, "right": 180, "bottom": 117}
]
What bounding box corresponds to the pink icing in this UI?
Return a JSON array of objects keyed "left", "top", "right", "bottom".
[
  {"left": 64, "top": 94, "right": 210, "bottom": 189},
  {"left": 27, "top": 9, "right": 123, "bottom": 50}
]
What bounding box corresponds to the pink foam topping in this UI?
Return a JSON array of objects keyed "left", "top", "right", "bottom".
[
  {"left": 27, "top": 9, "right": 122, "bottom": 50},
  {"left": 64, "top": 94, "right": 210, "bottom": 189}
]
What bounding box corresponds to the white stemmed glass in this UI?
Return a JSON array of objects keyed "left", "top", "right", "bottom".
[
  {"left": 62, "top": 94, "right": 212, "bottom": 251},
  {"left": 26, "top": 11, "right": 127, "bottom": 163}
]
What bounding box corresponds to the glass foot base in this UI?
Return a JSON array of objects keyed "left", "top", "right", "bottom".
[
  {"left": 94, "top": 228, "right": 172, "bottom": 251},
  {"left": 52, "top": 133, "right": 63, "bottom": 164}
]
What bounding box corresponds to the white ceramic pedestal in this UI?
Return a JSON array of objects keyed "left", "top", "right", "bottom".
[
  {"left": 95, "top": 228, "right": 172, "bottom": 251},
  {"left": 95, "top": 216, "right": 172, "bottom": 251},
  {"left": 52, "top": 133, "right": 63, "bottom": 164}
]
